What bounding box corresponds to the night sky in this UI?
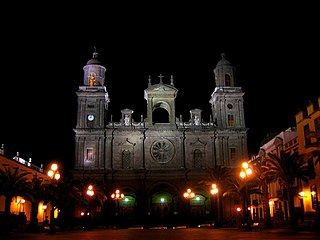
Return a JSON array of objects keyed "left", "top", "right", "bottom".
[{"left": 0, "top": 4, "right": 319, "bottom": 171}]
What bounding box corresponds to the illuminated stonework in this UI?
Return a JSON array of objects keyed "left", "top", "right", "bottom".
[{"left": 150, "top": 139, "right": 174, "bottom": 163}]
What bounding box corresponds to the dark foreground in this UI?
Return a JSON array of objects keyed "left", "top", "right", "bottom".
[{"left": 1, "top": 227, "right": 318, "bottom": 240}]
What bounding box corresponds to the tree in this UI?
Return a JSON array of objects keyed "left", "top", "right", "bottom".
[
  {"left": 75, "top": 177, "right": 107, "bottom": 228},
  {"left": 25, "top": 175, "right": 47, "bottom": 232},
  {"left": 0, "top": 167, "right": 32, "bottom": 233},
  {"left": 204, "top": 165, "right": 233, "bottom": 227},
  {"left": 42, "top": 172, "right": 82, "bottom": 231},
  {"left": 265, "top": 152, "right": 313, "bottom": 227},
  {"left": 223, "top": 169, "right": 260, "bottom": 228},
  {"left": 74, "top": 176, "right": 108, "bottom": 221},
  {"left": 251, "top": 162, "right": 272, "bottom": 228},
  {"left": 312, "top": 150, "right": 320, "bottom": 166}
]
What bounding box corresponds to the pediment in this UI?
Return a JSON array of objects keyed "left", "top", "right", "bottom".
[
  {"left": 190, "top": 137, "right": 207, "bottom": 147},
  {"left": 146, "top": 83, "right": 177, "bottom": 92}
]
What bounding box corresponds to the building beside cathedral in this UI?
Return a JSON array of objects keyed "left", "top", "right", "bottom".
[{"left": 72, "top": 51, "right": 248, "bottom": 227}]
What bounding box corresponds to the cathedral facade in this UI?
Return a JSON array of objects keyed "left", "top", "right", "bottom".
[{"left": 73, "top": 51, "right": 248, "bottom": 227}]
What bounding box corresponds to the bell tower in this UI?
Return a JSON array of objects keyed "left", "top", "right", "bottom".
[
  {"left": 74, "top": 49, "right": 109, "bottom": 170},
  {"left": 209, "top": 53, "right": 248, "bottom": 167},
  {"left": 210, "top": 53, "right": 246, "bottom": 129}
]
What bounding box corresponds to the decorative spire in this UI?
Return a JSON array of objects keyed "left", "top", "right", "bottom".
[
  {"left": 92, "top": 46, "right": 98, "bottom": 59},
  {"left": 170, "top": 75, "right": 174, "bottom": 86},
  {"left": 148, "top": 75, "right": 152, "bottom": 86},
  {"left": 221, "top": 52, "right": 226, "bottom": 60}
]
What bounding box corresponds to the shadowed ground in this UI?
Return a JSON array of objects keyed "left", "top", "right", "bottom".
[{"left": 1, "top": 227, "right": 318, "bottom": 240}]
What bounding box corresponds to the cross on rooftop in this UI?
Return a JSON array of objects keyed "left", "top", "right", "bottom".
[{"left": 158, "top": 73, "right": 164, "bottom": 83}]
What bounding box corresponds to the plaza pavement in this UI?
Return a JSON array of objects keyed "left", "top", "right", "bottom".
[{"left": 1, "top": 227, "right": 318, "bottom": 240}]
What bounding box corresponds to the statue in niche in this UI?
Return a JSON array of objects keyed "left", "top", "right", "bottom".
[
  {"left": 194, "top": 115, "right": 200, "bottom": 125},
  {"left": 124, "top": 114, "right": 130, "bottom": 126},
  {"left": 89, "top": 72, "right": 97, "bottom": 86}
]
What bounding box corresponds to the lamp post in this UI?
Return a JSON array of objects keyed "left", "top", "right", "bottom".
[
  {"left": 86, "top": 185, "right": 94, "bottom": 230},
  {"left": 111, "top": 189, "right": 124, "bottom": 227},
  {"left": 240, "top": 161, "right": 253, "bottom": 231},
  {"left": 18, "top": 198, "right": 25, "bottom": 213},
  {"left": 183, "top": 188, "right": 195, "bottom": 226},
  {"left": 210, "top": 184, "right": 219, "bottom": 227},
  {"left": 47, "top": 163, "right": 61, "bottom": 235}
]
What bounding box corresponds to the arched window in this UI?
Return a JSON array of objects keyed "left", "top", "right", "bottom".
[
  {"left": 228, "top": 114, "right": 235, "bottom": 126},
  {"left": 122, "top": 150, "right": 131, "bottom": 169},
  {"left": 194, "top": 149, "right": 202, "bottom": 168},
  {"left": 230, "top": 147, "right": 236, "bottom": 162},
  {"left": 225, "top": 74, "right": 231, "bottom": 86},
  {"left": 86, "top": 148, "right": 93, "bottom": 161}
]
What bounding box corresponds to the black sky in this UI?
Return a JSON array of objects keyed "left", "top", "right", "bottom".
[{"left": 0, "top": 3, "right": 319, "bottom": 171}]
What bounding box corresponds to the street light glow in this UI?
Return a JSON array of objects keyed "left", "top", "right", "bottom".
[
  {"left": 242, "top": 162, "right": 249, "bottom": 169},
  {"left": 48, "top": 163, "right": 60, "bottom": 180},
  {"left": 47, "top": 163, "right": 61, "bottom": 235},
  {"left": 111, "top": 189, "right": 124, "bottom": 200},
  {"left": 240, "top": 161, "right": 253, "bottom": 231},
  {"left": 245, "top": 168, "right": 252, "bottom": 175},
  {"left": 54, "top": 173, "right": 61, "bottom": 180},
  {"left": 51, "top": 163, "right": 58, "bottom": 171},
  {"left": 183, "top": 188, "right": 195, "bottom": 198},
  {"left": 87, "top": 185, "right": 95, "bottom": 197}
]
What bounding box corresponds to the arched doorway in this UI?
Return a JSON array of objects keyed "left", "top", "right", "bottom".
[
  {"left": 116, "top": 195, "right": 137, "bottom": 228},
  {"left": 147, "top": 181, "right": 180, "bottom": 227},
  {"left": 188, "top": 194, "right": 207, "bottom": 226},
  {"left": 150, "top": 191, "right": 173, "bottom": 225}
]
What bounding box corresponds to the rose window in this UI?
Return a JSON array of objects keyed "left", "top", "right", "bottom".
[{"left": 151, "top": 139, "right": 174, "bottom": 163}]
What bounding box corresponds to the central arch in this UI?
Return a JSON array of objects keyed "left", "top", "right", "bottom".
[
  {"left": 147, "top": 182, "right": 179, "bottom": 227},
  {"left": 152, "top": 101, "right": 170, "bottom": 123}
]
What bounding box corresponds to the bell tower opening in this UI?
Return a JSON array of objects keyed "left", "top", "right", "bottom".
[{"left": 153, "top": 107, "right": 169, "bottom": 123}]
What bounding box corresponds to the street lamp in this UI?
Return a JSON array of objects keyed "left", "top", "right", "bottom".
[
  {"left": 18, "top": 198, "right": 25, "bottom": 213},
  {"left": 210, "top": 184, "right": 219, "bottom": 227},
  {"left": 86, "top": 185, "right": 94, "bottom": 230},
  {"left": 240, "top": 161, "right": 253, "bottom": 231},
  {"left": 47, "top": 163, "right": 60, "bottom": 181},
  {"left": 183, "top": 188, "right": 195, "bottom": 227},
  {"left": 183, "top": 188, "right": 195, "bottom": 199},
  {"left": 111, "top": 189, "right": 124, "bottom": 226},
  {"left": 47, "top": 163, "right": 61, "bottom": 235},
  {"left": 210, "top": 184, "right": 218, "bottom": 195}
]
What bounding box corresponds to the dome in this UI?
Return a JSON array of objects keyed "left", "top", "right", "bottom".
[
  {"left": 86, "top": 50, "right": 101, "bottom": 65},
  {"left": 86, "top": 58, "right": 101, "bottom": 65},
  {"left": 216, "top": 53, "right": 231, "bottom": 66}
]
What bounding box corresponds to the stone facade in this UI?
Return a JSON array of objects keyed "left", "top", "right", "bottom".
[{"left": 72, "top": 51, "right": 248, "bottom": 226}]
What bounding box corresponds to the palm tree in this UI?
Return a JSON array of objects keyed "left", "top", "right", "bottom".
[
  {"left": 73, "top": 176, "right": 107, "bottom": 229},
  {"left": 25, "top": 175, "right": 47, "bottom": 232},
  {"left": 265, "top": 152, "right": 313, "bottom": 227},
  {"left": 222, "top": 175, "right": 245, "bottom": 201},
  {"left": 251, "top": 162, "right": 272, "bottom": 228},
  {"left": 223, "top": 170, "right": 260, "bottom": 228},
  {"left": 312, "top": 150, "right": 320, "bottom": 166},
  {"left": 42, "top": 172, "right": 82, "bottom": 231},
  {"left": 0, "top": 167, "right": 32, "bottom": 232},
  {"left": 75, "top": 177, "right": 107, "bottom": 211},
  {"left": 305, "top": 146, "right": 320, "bottom": 228},
  {"left": 0, "top": 167, "right": 32, "bottom": 214},
  {"left": 203, "top": 165, "right": 234, "bottom": 227}
]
